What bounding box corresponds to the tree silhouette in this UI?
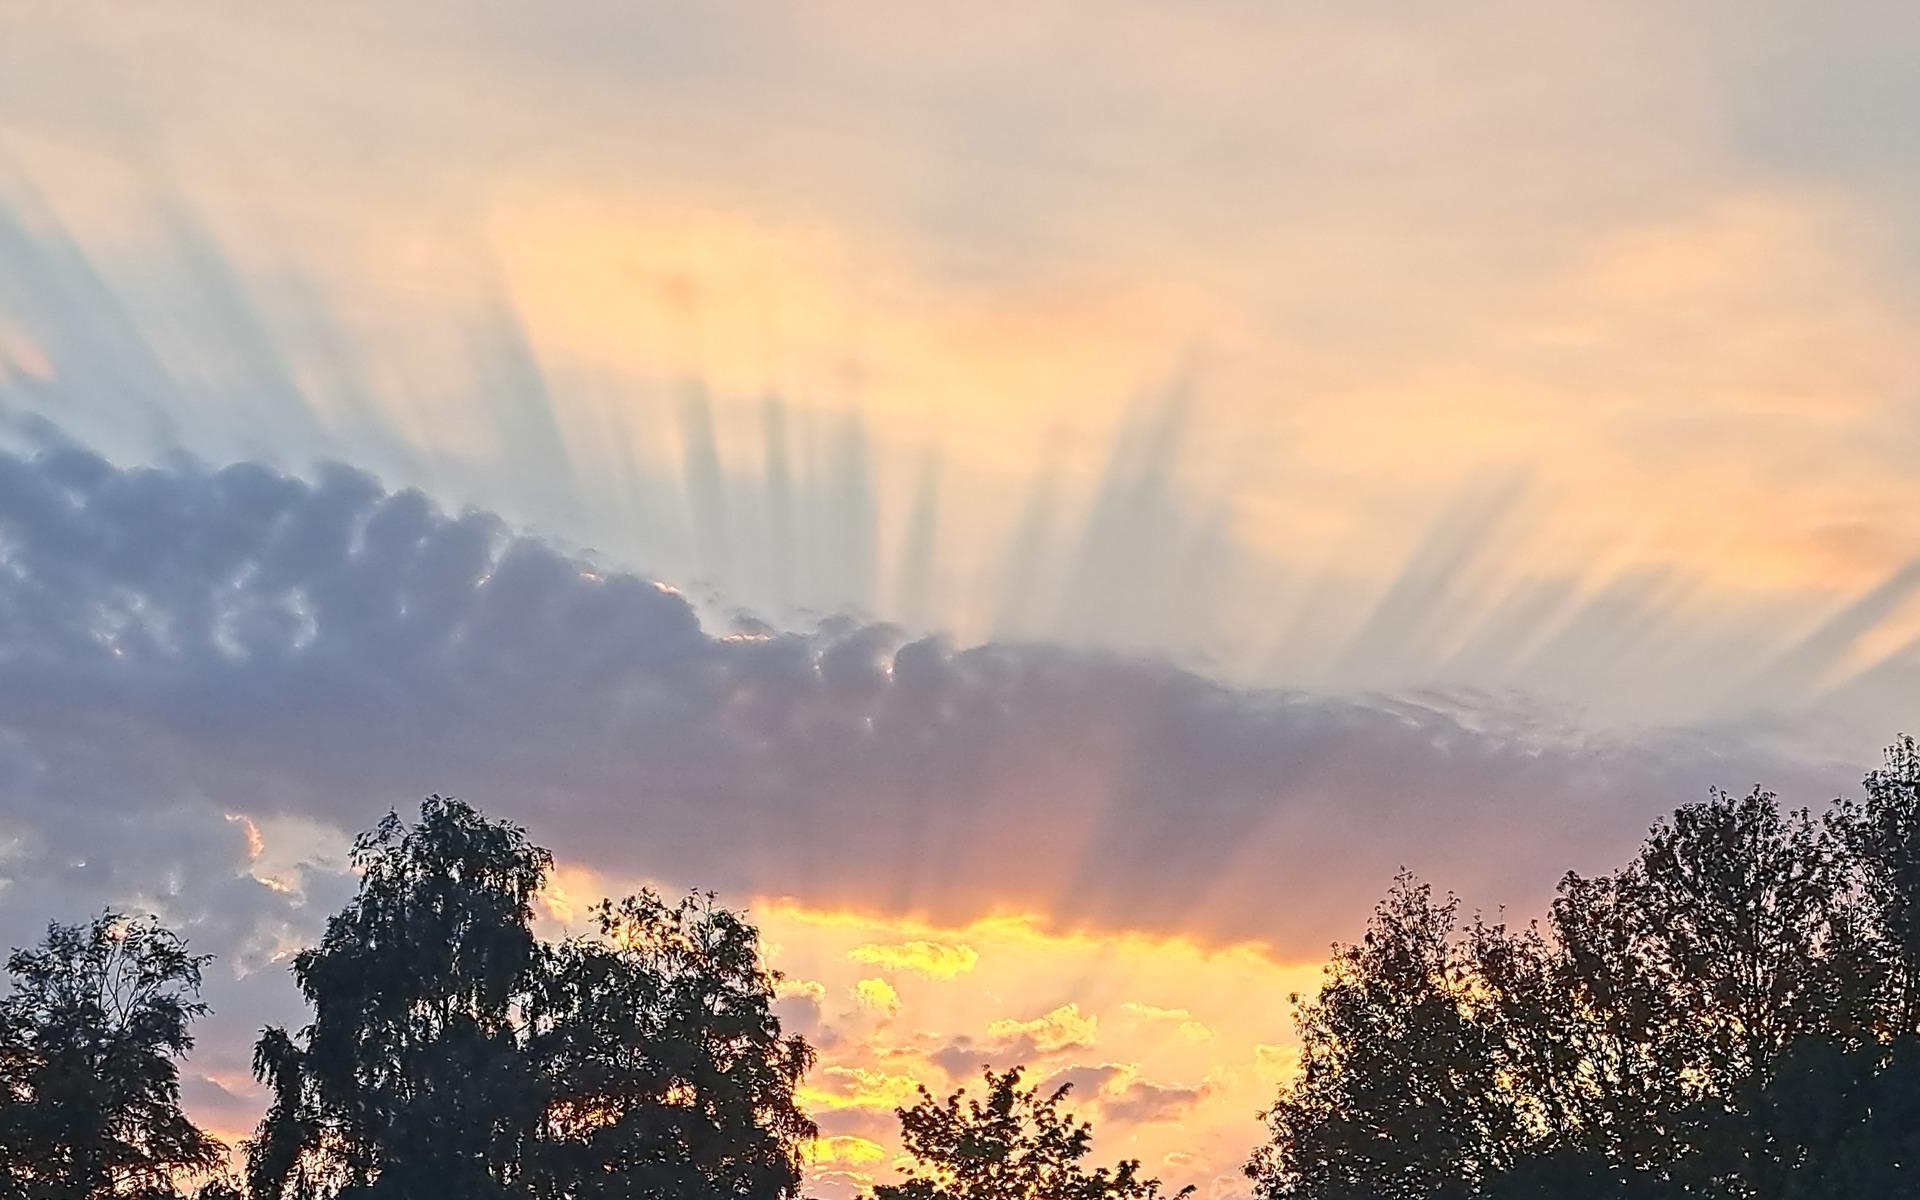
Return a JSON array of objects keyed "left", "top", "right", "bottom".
[
  {"left": 1833, "top": 735, "right": 1920, "bottom": 1034},
  {"left": 875, "top": 1066, "right": 1193, "bottom": 1200},
  {"left": 1247, "top": 875, "right": 1521, "bottom": 1200},
  {"left": 523, "top": 892, "right": 815, "bottom": 1199},
  {"left": 1250, "top": 738, "right": 1920, "bottom": 1200},
  {"left": 244, "top": 796, "right": 814, "bottom": 1200},
  {"left": 246, "top": 797, "right": 552, "bottom": 1200},
  {"left": 0, "top": 913, "right": 225, "bottom": 1199}
]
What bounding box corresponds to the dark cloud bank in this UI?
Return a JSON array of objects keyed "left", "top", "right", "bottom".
[
  {"left": 0, "top": 428, "right": 1869, "bottom": 1126},
  {"left": 0, "top": 427, "right": 1865, "bottom": 951}
]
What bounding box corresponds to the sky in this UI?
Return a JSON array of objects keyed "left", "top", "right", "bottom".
[{"left": 4, "top": 3, "right": 1920, "bottom": 1196}]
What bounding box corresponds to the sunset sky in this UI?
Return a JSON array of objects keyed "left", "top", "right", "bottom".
[{"left": 6, "top": 4, "right": 1920, "bottom": 1196}]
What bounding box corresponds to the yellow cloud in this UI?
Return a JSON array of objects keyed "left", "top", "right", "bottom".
[
  {"left": 847, "top": 939, "right": 980, "bottom": 980},
  {"left": 988, "top": 1003, "right": 1098, "bottom": 1053},
  {"left": 1121, "top": 1002, "right": 1214, "bottom": 1042},
  {"left": 854, "top": 977, "right": 901, "bottom": 1016},
  {"left": 807, "top": 1135, "right": 889, "bottom": 1168},
  {"left": 776, "top": 977, "right": 827, "bottom": 1004},
  {"left": 799, "top": 1066, "right": 925, "bottom": 1113}
]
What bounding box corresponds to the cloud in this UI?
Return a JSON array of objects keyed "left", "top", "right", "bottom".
[
  {"left": 771, "top": 976, "right": 829, "bottom": 1042},
  {"left": 1038, "top": 1062, "right": 1126, "bottom": 1098},
  {"left": 924, "top": 1003, "right": 1107, "bottom": 1081},
  {"left": 799, "top": 1067, "right": 925, "bottom": 1114},
  {"left": 806, "top": 1134, "right": 889, "bottom": 1169},
  {"left": 847, "top": 939, "right": 979, "bottom": 980},
  {"left": 928, "top": 1038, "right": 988, "bottom": 1080},
  {"left": 1121, "top": 1002, "right": 1214, "bottom": 1042},
  {"left": 0, "top": 434, "right": 1860, "bottom": 970},
  {"left": 853, "top": 978, "right": 901, "bottom": 1016},
  {"left": 988, "top": 1004, "right": 1099, "bottom": 1056},
  {"left": 1037, "top": 1061, "right": 1210, "bottom": 1125},
  {"left": 778, "top": 977, "right": 829, "bottom": 1004},
  {"left": 1102, "top": 1077, "right": 1210, "bottom": 1125}
]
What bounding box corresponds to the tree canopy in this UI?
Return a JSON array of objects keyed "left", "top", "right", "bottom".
[
  {"left": 0, "top": 913, "right": 225, "bottom": 1199},
  {"left": 523, "top": 892, "right": 816, "bottom": 1200},
  {"left": 1248, "top": 737, "right": 1920, "bottom": 1199},
  {"left": 877, "top": 1066, "right": 1193, "bottom": 1200},
  {"left": 245, "top": 796, "right": 814, "bottom": 1200}
]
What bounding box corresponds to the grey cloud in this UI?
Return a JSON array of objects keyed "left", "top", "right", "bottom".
[
  {"left": 0, "top": 431, "right": 1866, "bottom": 966},
  {"left": 1036, "top": 1063, "right": 1209, "bottom": 1125},
  {"left": 811, "top": 1107, "right": 896, "bottom": 1145},
  {"left": 929, "top": 1040, "right": 986, "bottom": 1081},
  {"left": 1039, "top": 1064, "right": 1126, "bottom": 1099},
  {"left": 1100, "top": 1078, "right": 1209, "bottom": 1125},
  {"left": 928, "top": 1027, "right": 1090, "bottom": 1081}
]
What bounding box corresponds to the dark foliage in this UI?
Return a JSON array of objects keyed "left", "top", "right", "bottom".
[
  {"left": 1249, "top": 737, "right": 1920, "bottom": 1199},
  {"left": 0, "top": 913, "right": 225, "bottom": 1199},
  {"left": 244, "top": 796, "right": 814, "bottom": 1200},
  {"left": 522, "top": 893, "right": 816, "bottom": 1200},
  {"left": 876, "top": 1066, "right": 1193, "bottom": 1200}
]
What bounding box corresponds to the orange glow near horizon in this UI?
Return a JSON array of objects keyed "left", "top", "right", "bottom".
[
  {"left": 744, "top": 897, "right": 1324, "bottom": 1199},
  {"left": 533, "top": 874, "right": 1327, "bottom": 1196}
]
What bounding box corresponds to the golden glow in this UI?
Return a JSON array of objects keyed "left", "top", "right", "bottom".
[
  {"left": 806, "top": 1135, "right": 891, "bottom": 1168},
  {"left": 534, "top": 864, "right": 608, "bottom": 927},
  {"left": 988, "top": 1003, "right": 1099, "bottom": 1053},
  {"left": 748, "top": 898, "right": 1325, "bottom": 1199},
  {"left": 847, "top": 939, "right": 980, "bottom": 980},
  {"left": 1121, "top": 1003, "right": 1216, "bottom": 1043},
  {"left": 853, "top": 977, "right": 902, "bottom": 1016},
  {"left": 798, "top": 1066, "right": 928, "bottom": 1115},
  {"left": 526, "top": 865, "right": 1321, "bottom": 1196}
]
